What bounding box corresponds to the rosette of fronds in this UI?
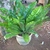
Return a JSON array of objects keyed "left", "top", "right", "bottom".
[{"left": 0, "top": 0, "right": 50, "bottom": 42}]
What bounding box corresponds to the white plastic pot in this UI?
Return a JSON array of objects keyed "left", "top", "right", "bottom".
[{"left": 16, "top": 34, "right": 33, "bottom": 45}]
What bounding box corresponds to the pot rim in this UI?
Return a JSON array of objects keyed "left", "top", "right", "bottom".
[{"left": 17, "top": 34, "right": 33, "bottom": 37}]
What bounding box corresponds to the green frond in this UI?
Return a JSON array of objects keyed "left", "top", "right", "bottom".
[
  {"left": 28, "top": 29, "right": 37, "bottom": 35},
  {"left": 26, "top": 6, "right": 43, "bottom": 22},
  {"left": 23, "top": 2, "right": 37, "bottom": 19},
  {"left": 22, "top": 34, "right": 29, "bottom": 42},
  {"left": 26, "top": 21, "right": 35, "bottom": 31},
  {"left": 4, "top": 31, "right": 21, "bottom": 40},
  {"left": 0, "top": 0, "right": 49, "bottom": 41},
  {"left": 0, "top": 7, "right": 8, "bottom": 14}
]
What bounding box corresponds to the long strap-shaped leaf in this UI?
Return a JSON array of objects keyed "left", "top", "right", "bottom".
[
  {"left": 33, "top": 6, "right": 49, "bottom": 25},
  {"left": 0, "top": 14, "right": 24, "bottom": 32},
  {"left": 23, "top": 2, "right": 37, "bottom": 19},
  {"left": 0, "top": 14, "right": 20, "bottom": 25},
  {"left": 0, "top": 7, "right": 8, "bottom": 14},
  {"left": 26, "top": 6, "right": 42, "bottom": 23},
  {"left": 4, "top": 30, "right": 21, "bottom": 40},
  {"left": 0, "top": 14, "right": 10, "bottom": 22},
  {"left": 26, "top": 21, "right": 35, "bottom": 31},
  {"left": 28, "top": 29, "right": 37, "bottom": 35},
  {"left": 32, "top": 6, "right": 48, "bottom": 21},
  {"left": 22, "top": 33, "right": 29, "bottom": 42},
  {"left": 8, "top": 9, "right": 17, "bottom": 18},
  {"left": 0, "top": 22, "right": 21, "bottom": 40},
  {"left": 0, "top": 21, "right": 20, "bottom": 32},
  {"left": 27, "top": 4, "right": 50, "bottom": 23},
  {"left": 13, "top": 0, "right": 26, "bottom": 17}
]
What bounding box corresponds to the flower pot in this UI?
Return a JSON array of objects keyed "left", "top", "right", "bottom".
[{"left": 16, "top": 34, "right": 33, "bottom": 45}]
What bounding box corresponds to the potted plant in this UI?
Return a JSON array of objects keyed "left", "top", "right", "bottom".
[{"left": 0, "top": 0, "right": 50, "bottom": 45}]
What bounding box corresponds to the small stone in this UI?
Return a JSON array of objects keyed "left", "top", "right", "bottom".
[
  {"left": 46, "top": 48, "right": 49, "bottom": 50},
  {"left": 35, "top": 34, "right": 39, "bottom": 38},
  {"left": 48, "top": 32, "right": 50, "bottom": 34},
  {"left": 41, "top": 41, "right": 44, "bottom": 45}
]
